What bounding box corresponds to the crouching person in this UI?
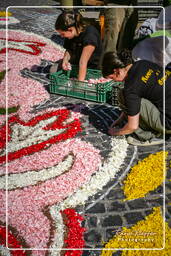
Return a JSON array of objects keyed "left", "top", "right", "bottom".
[{"left": 102, "top": 49, "right": 171, "bottom": 146}]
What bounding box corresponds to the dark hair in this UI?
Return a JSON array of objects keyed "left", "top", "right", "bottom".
[
  {"left": 102, "top": 49, "right": 133, "bottom": 77},
  {"left": 55, "top": 10, "right": 86, "bottom": 32}
]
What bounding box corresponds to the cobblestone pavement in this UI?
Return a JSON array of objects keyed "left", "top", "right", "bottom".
[{"left": 0, "top": 3, "right": 171, "bottom": 255}]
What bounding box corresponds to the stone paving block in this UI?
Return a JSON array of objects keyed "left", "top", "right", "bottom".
[
  {"left": 106, "top": 189, "right": 125, "bottom": 201},
  {"left": 101, "top": 215, "right": 123, "bottom": 227},
  {"left": 165, "top": 144, "right": 171, "bottom": 151},
  {"left": 138, "top": 153, "right": 155, "bottom": 159},
  {"left": 85, "top": 137, "right": 103, "bottom": 146},
  {"left": 144, "top": 209, "right": 153, "bottom": 216},
  {"left": 166, "top": 183, "right": 171, "bottom": 192},
  {"left": 87, "top": 216, "right": 98, "bottom": 228},
  {"left": 166, "top": 193, "right": 171, "bottom": 201},
  {"left": 94, "top": 192, "right": 106, "bottom": 200},
  {"left": 101, "top": 134, "right": 111, "bottom": 141},
  {"left": 112, "top": 252, "right": 122, "bottom": 256},
  {"left": 166, "top": 213, "right": 170, "bottom": 222},
  {"left": 147, "top": 197, "right": 164, "bottom": 207},
  {"left": 102, "top": 180, "right": 120, "bottom": 190},
  {"left": 82, "top": 249, "right": 99, "bottom": 256},
  {"left": 102, "top": 141, "right": 112, "bottom": 148},
  {"left": 122, "top": 157, "right": 138, "bottom": 169},
  {"left": 105, "top": 228, "right": 118, "bottom": 240},
  {"left": 124, "top": 211, "right": 145, "bottom": 224},
  {"left": 126, "top": 148, "right": 136, "bottom": 157},
  {"left": 84, "top": 230, "right": 102, "bottom": 243},
  {"left": 167, "top": 206, "right": 171, "bottom": 215},
  {"left": 137, "top": 145, "right": 163, "bottom": 153},
  {"left": 86, "top": 203, "right": 106, "bottom": 214},
  {"left": 166, "top": 170, "right": 171, "bottom": 179},
  {"left": 100, "top": 149, "right": 112, "bottom": 159},
  {"left": 126, "top": 198, "right": 151, "bottom": 210},
  {"left": 76, "top": 205, "right": 85, "bottom": 213},
  {"left": 106, "top": 201, "right": 127, "bottom": 212},
  {"left": 150, "top": 186, "right": 163, "bottom": 195},
  {"left": 85, "top": 251, "right": 102, "bottom": 256}
]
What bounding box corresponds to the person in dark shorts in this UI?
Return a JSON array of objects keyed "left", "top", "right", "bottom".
[
  {"left": 102, "top": 49, "right": 171, "bottom": 146},
  {"left": 32, "top": 10, "right": 102, "bottom": 81}
]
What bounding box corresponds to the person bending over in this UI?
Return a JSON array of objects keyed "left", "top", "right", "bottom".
[
  {"left": 102, "top": 49, "right": 171, "bottom": 146},
  {"left": 32, "top": 11, "right": 102, "bottom": 81},
  {"left": 56, "top": 11, "right": 102, "bottom": 81}
]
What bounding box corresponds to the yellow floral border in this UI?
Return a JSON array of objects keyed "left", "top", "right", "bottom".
[
  {"left": 101, "top": 207, "right": 171, "bottom": 256},
  {"left": 122, "top": 151, "right": 168, "bottom": 200},
  {"left": 0, "top": 11, "right": 12, "bottom": 17}
]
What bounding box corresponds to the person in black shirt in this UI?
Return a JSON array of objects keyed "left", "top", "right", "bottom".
[
  {"left": 102, "top": 49, "right": 171, "bottom": 146},
  {"left": 31, "top": 10, "right": 102, "bottom": 81},
  {"left": 54, "top": 10, "right": 102, "bottom": 81}
]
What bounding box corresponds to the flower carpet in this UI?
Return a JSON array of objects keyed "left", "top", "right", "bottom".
[
  {"left": 0, "top": 8, "right": 171, "bottom": 256},
  {"left": 0, "top": 27, "right": 128, "bottom": 255}
]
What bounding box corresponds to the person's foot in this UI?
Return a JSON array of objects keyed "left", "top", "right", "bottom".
[{"left": 126, "top": 136, "right": 164, "bottom": 146}]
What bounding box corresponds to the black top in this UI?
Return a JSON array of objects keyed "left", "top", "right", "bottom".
[
  {"left": 64, "top": 25, "right": 102, "bottom": 69},
  {"left": 123, "top": 60, "right": 171, "bottom": 129}
]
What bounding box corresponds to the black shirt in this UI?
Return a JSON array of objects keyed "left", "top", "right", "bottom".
[
  {"left": 64, "top": 25, "right": 102, "bottom": 69},
  {"left": 123, "top": 60, "right": 171, "bottom": 129}
]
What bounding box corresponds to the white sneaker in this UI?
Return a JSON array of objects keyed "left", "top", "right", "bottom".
[{"left": 127, "top": 136, "right": 164, "bottom": 146}]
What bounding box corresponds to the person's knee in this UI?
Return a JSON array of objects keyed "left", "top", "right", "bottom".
[
  {"left": 140, "top": 98, "right": 154, "bottom": 115},
  {"left": 140, "top": 98, "right": 163, "bottom": 133}
]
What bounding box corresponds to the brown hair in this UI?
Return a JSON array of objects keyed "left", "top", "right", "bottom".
[
  {"left": 55, "top": 10, "right": 86, "bottom": 33},
  {"left": 102, "top": 49, "right": 133, "bottom": 77}
]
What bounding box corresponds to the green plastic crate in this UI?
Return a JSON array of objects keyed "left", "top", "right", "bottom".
[{"left": 49, "top": 65, "right": 120, "bottom": 104}]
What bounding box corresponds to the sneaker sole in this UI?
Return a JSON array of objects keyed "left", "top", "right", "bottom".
[{"left": 127, "top": 137, "right": 164, "bottom": 146}]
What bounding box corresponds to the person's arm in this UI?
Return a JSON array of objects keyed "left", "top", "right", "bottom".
[
  {"left": 62, "top": 51, "right": 71, "bottom": 70},
  {"left": 78, "top": 45, "right": 95, "bottom": 81},
  {"left": 110, "top": 112, "right": 126, "bottom": 128},
  {"left": 108, "top": 113, "right": 140, "bottom": 136}
]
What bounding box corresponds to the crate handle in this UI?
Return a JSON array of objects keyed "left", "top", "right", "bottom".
[
  {"left": 54, "top": 70, "right": 63, "bottom": 77},
  {"left": 66, "top": 70, "right": 71, "bottom": 78},
  {"left": 52, "top": 69, "right": 71, "bottom": 78}
]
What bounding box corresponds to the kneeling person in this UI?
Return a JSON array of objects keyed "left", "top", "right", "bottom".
[{"left": 102, "top": 50, "right": 171, "bottom": 146}]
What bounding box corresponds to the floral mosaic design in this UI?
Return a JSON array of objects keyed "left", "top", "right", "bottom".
[
  {"left": 0, "top": 11, "right": 20, "bottom": 25},
  {"left": 0, "top": 29, "right": 129, "bottom": 255},
  {"left": 100, "top": 150, "right": 170, "bottom": 254},
  {"left": 0, "top": 24, "right": 168, "bottom": 256},
  {"left": 101, "top": 207, "right": 171, "bottom": 256},
  {"left": 123, "top": 151, "right": 168, "bottom": 200}
]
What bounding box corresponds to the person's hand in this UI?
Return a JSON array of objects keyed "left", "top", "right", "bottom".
[
  {"left": 62, "top": 59, "right": 70, "bottom": 71},
  {"left": 83, "top": 0, "right": 104, "bottom": 6},
  {"left": 108, "top": 127, "right": 120, "bottom": 136}
]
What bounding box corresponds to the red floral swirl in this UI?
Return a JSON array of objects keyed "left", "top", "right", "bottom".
[
  {"left": 0, "top": 38, "right": 46, "bottom": 55},
  {"left": 61, "top": 209, "right": 86, "bottom": 256},
  {"left": 0, "top": 226, "right": 26, "bottom": 256},
  {"left": 0, "top": 109, "right": 82, "bottom": 164}
]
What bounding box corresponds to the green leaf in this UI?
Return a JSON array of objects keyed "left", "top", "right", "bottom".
[
  {"left": 0, "top": 106, "right": 19, "bottom": 115},
  {"left": 0, "top": 70, "right": 6, "bottom": 83}
]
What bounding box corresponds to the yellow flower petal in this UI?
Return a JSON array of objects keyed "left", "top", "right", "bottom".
[
  {"left": 0, "top": 11, "right": 12, "bottom": 17},
  {"left": 123, "top": 151, "right": 168, "bottom": 200},
  {"left": 101, "top": 207, "right": 171, "bottom": 256}
]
